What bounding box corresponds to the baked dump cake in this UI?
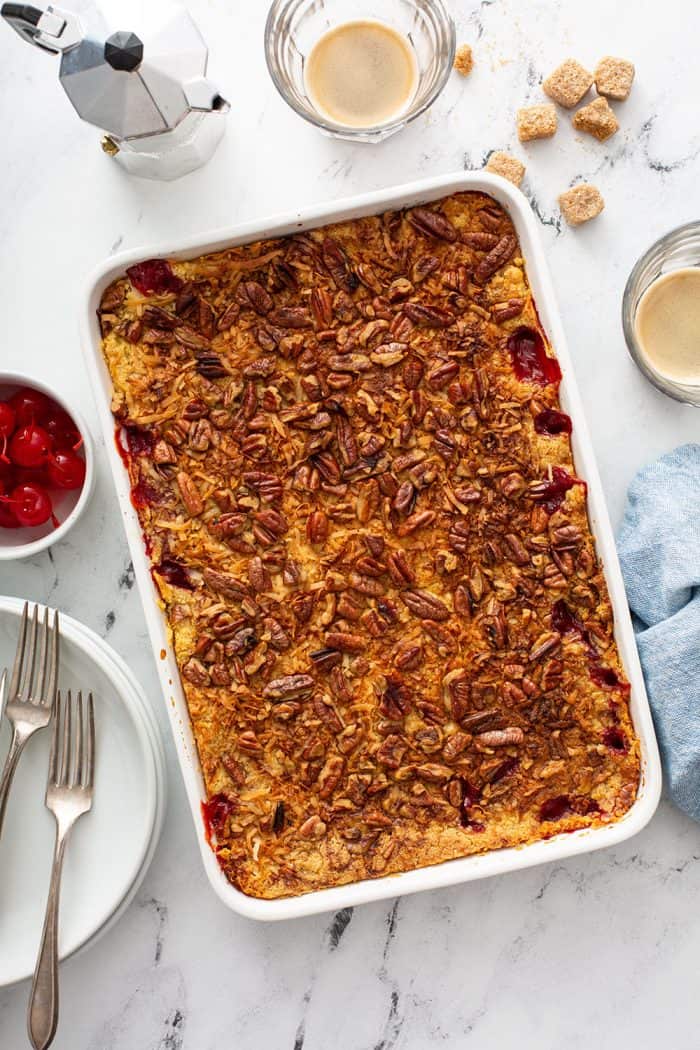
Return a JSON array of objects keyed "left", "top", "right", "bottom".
[{"left": 99, "top": 192, "right": 640, "bottom": 899}]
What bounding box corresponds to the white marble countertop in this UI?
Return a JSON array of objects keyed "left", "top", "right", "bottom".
[{"left": 1, "top": 1, "right": 699, "bottom": 1047}]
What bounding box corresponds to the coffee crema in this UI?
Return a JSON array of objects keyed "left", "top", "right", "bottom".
[
  {"left": 634, "top": 267, "right": 700, "bottom": 385},
  {"left": 304, "top": 19, "right": 418, "bottom": 128}
]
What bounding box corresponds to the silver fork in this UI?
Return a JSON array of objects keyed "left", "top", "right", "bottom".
[
  {"left": 28, "top": 690, "right": 95, "bottom": 1050},
  {"left": 0, "top": 603, "right": 59, "bottom": 840}
]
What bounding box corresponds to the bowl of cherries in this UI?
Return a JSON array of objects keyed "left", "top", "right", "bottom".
[{"left": 0, "top": 374, "right": 94, "bottom": 559}]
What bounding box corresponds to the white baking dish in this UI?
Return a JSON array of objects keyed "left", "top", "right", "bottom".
[{"left": 81, "top": 172, "right": 662, "bottom": 921}]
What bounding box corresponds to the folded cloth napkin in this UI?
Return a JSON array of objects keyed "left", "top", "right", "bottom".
[{"left": 617, "top": 443, "right": 700, "bottom": 822}]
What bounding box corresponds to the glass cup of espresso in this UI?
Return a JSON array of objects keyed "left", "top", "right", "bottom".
[
  {"left": 622, "top": 222, "right": 700, "bottom": 406},
  {"left": 264, "top": 0, "right": 455, "bottom": 142}
]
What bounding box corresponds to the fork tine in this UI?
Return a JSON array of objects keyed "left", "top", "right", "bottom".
[
  {"left": 73, "top": 692, "right": 84, "bottom": 788},
  {"left": 19, "top": 605, "right": 38, "bottom": 700},
  {"left": 59, "top": 690, "right": 72, "bottom": 786},
  {"left": 9, "top": 601, "right": 28, "bottom": 699},
  {"left": 85, "top": 693, "right": 95, "bottom": 790},
  {"left": 44, "top": 610, "right": 59, "bottom": 708},
  {"left": 48, "top": 692, "right": 61, "bottom": 786},
  {"left": 34, "top": 606, "right": 49, "bottom": 704},
  {"left": 0, "top": 669, "right": 6, "bottom": 721}
]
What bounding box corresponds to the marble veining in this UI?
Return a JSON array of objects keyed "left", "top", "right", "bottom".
[{"left": 1, "top": 0, "right": 700, "bottom": 1047}]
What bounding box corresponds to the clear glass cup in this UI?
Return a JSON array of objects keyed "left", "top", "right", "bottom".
[
  {"left": 264, "top": 0, "right": 456, "bottom": 143},
  {"left": 622, "top": 221, "right": 700, "bottom": 406}
]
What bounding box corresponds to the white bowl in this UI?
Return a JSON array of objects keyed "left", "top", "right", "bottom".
[
  {"left": 0, "top": 372, "right": 95, "bottom": 560},
  {"left": 0, "top": 596, "right": 167, "bottom": 987}
]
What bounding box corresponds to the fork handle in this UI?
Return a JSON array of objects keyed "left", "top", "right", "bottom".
[
  {"left": 28, "top": 825, "right": 67, "bottom": 1050},
  {"left": 0, "top": 726, "right": 28, "bottom": 840}
]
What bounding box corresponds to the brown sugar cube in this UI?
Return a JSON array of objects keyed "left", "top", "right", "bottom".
[
  {"left": 485, "top": 151, "right": 526, "bottom": 187},
  {"left": 454, "top": 44, "right": 474, "bottom": 76},
  {"left": 543, "top": 59, "right": 594, "bottom": 108},
  {"left": 517, "top": 104, "right": 557, "bottom": 142},
  {"left": 595, "top": 56, "right": 635, "bottom": 100},
  {"left": 558, "top": 184, "right": 605, "bottom": 226},
  {"left": 572, "top": 96, "right": 619, "bottom": 141}
]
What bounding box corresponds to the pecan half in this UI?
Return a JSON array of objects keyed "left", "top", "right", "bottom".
[
  {"left": 263, "top": 674, "right": 315, "bottom": 701},
  {"left": 403, "top": 303, "right": 454, "bottom": 328},
  {"left": 322, "top": 237, "right": 359, "bottom": 293},
  {"left": 306, "top": 510, "right": 329, "bottom": 544},
  {"left": 476, "top": 728, "right": 525, "bottom": 747},
  {"left": 408, "top": 207, "right": 458, "bottom": 243},
  {"left": 195, "top": 352, "right": 228, "bottom": 378},
  {"left": 325, "top": 631, "right": 365, "bottom": 653},
  {"left": 176, "top": 472, "right": 203, "bottom": 516},
  {"left": 182, "top": 658, "right": 210, "bottom": 687},
  {"left": 241, "top": 280, "right": 273, "bottom": 315},
  {"left": 401, "top": 589, "right": 451, "bottom": 621},
  {"left": 203, "top": 568, "right": 248, "bottom": 599},
  {"left": 268, "top": 306, "right": 312, "bottom": 328},
  {"left": 473, "top": 233, "right": 518, "bottom": 284}
]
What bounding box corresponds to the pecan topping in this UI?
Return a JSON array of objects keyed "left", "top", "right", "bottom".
[
  {"left": 176, "top": 472, "right": 203, "bottom": 516},
  {"left": 476, "top": 728, "right": 525, "bottom": 747},
  {"left": 325, "top": 631, "right": 365, "bottom": 653},
  {"left": 408, "top": 207, "right": 458, "bottom": 242},
  {"left": 376, "top": 734, "right": 407, "bottom": 769},
  {"left": 182, "top": 658, "right": 210, "bottom": 687},
  {"left": 203, "top": 568, "right": 248, "bottom": 599},
  {"left": 241, "top": 280, "right": 273, "bottom": 315},
  {"left": 268, "top": 306, "right": 312, "bottom": 328},
  {"left": 401, "top": 590, "right": 451, "bottom": 621},
  {"left": 263, "top": 674, "right": 315, "bottom": 701},
  {"left": 473, "top": 233, "right": 518, "bottom": 284},
  {"left": 299, "top": 815, "right": 327, "bottom": 839},
  {"left": 195, "top": 352, "right": 228, "bottom": 378},
  {"left": 403, "top": 303, "right": 454, "bottom": 328},
  {"left": 100, "top": 189, "right": 639, "bottom": 901},
  {"left": 306, "top": 510, "right": 329, "bottom": 545},
  {"left": 322, "top": 237, "right": 359, "bottom": 293}
]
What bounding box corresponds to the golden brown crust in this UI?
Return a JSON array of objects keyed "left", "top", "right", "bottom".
[{"left": 98, "top": 191, "right": 640, "bottom": 900}]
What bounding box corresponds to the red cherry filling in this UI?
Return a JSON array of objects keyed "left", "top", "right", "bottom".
[
  {"left": 9, "top": 424, "right": 52, "bottom": 468},
  {"left": 603, "top": 727, "right": 627, "bottom": 752},
  {"left": 202, "top": 793, "right": 235, "bottom": 845},
  {"left": 490, "top": 757, "right": 519, "bottom": 784},
  {"left": 540, "top": 794, "right": 600, "bottom": 822},
  {"left": 534, "top": 408, "right": 572, "bottom": 436},
  {"left": 47, "top": 449, "right": 86, "bottom": 490},
  {"left": 126, "top": 259, "right": 183, "bottom": 296},
  {"left": 540, "top": 795, "right": 571, "bottom": 821},
  {"left": 531, "top": 467, "right": 583, "bottom": 514},
  {"left": 456, "top": 778, "right": 482, "bottom": 828},
  {"left": 131, "top": 478, "right": 166, "bottom": 509},
  {"left": 508, "top": 327, "right": 562, "bottom": 387},
  {"left": 155, "top": 558, "right": 193, "bottom": 590},
  {"left": 551, "top": 598, "right": 586, "bottom": 637},
  {"left": 123, "top": 424, "right": 155, "bottom": 456},
  {"left": 590, "top": 666, "right": 621, "bottom": 689}
]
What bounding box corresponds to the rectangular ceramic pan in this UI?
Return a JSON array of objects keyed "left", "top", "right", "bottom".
[{"left": 81, "top": 172, "right": 661, "bottom": 921}]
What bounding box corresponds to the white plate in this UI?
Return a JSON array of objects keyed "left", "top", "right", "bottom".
[
  {"left": 0, "top": 597, "right": 166, "bottom": 987},
  {"left": 82, "top": 172, "right": 661, "bottom": 920}
]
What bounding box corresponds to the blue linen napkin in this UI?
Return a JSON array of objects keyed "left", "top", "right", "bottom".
[{"left": 617, "top": 443, "right": 700, "bottom": 822}]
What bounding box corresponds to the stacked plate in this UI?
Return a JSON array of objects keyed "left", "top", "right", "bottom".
[{"left": 0, "top": 597, "right": 166, "bottom": 988}]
